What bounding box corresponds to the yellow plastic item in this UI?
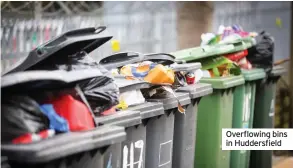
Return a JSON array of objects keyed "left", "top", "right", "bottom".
[
  {"left": 116, "top": 100, "right": 128, "bottom": 110},
  {"left": 111, "top": 40, "right": 120, "bottom": 52},
  {"left": 144, "top": 64, "right": 175, "bottom": 85}
]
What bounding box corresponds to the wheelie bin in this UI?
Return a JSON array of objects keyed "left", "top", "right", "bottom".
[
  {"left": 99, "top": 52, "right": 192, "bottom": 168},
  {"left": 171, "top": 63, "right": 213, "bottom": 168},
  {"left": 230, "top": 68, "right": 266, "bottom": 168},
  {"left": 249, "top": 66, "right": 287, "bottom": 168},
  {"left": 141, "top": 53, "right": 192, "bottom": 168},
  {"left": 95, "top": 76, "right": 165, "bottom": 168},
  {"left": 172, "top": 44, "right": 247, "bottom": 168},
  {"left": 98, "top": 52, "right": 167, "bottom": 168},
  {"left": 195, "top": 76, "right": 245, "bottom": 168},
  {"left": 1, "top": 70, "right": 127, "bottom": 168}
]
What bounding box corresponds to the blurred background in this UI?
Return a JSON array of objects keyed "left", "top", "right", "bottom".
[{"left": 1, "top": 0, "right": 292, "bottom": 160}]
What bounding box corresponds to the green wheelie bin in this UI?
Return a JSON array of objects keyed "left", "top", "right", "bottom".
[
  {"left": 249, "top": 66, "right": 287, "bottom": 168},
  {"left": 195, "top": 76, "right": 245, "bottom": 168},
  {"left": 230, "top": 68, "right": 266, "bottom": 168}
]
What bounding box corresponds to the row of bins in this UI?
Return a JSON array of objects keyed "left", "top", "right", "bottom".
[
  {"left": 172, "top": 41, "right": 287, "bottom": 168},
  {"left": 2, "top": 27, "right": 287, "bottom": 168},
  {"left": 1, "top": 62, "right": 213, "bottom": 168}
]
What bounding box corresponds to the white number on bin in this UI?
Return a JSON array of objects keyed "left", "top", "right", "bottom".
[
  {"left": 242, "top": 92, "right": 251, "bottom": 123},
  {"left": 123, "top": 140, "right": 144, "bottom": 168}
]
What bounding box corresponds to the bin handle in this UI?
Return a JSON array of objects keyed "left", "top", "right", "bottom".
[
  {"left": 144, "top": 53, "right": 176, "bottom": 59},
  {"left": 65, "top": 26, "right": 107, "bottom": 36}
]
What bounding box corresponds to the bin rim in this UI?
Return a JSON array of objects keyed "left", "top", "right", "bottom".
[
  {"left": 199, "top": 75, "right": 245, "bottom": 89},
  {"left": 241, "top": 68, "right": 266, "bottom": 81}
]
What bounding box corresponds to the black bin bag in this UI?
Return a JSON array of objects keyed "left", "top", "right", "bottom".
[
  {"left": 2, "top": 27, "right": 119, "bottom": 114},
  {"left": 247, "top": 31, "right": 274, "bottom": 73},
  {"left": 1, "top": 96, "right": 50, "bottom": 143}
]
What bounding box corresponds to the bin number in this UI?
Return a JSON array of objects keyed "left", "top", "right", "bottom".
[
  {"left": 123, "top": 140, "right": 144, "bottom": 168},
  {"left": 242, "top": 92, "right": 251, "bottom": 123},
  {"left": 269, "top": 99, "right": 275, "bottom": 117}
]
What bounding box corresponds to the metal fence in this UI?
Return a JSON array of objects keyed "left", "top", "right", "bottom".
[{"left": 1, "top": 1, "right": 177, "bottom": 73}]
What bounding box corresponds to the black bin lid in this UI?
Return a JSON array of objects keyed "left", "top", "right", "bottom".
[
  {"left": 3, "top": 27, "right": 112, "bottom": 75},
  {"left": 99, "top": 52, "right": 176, "bottom": 70}
]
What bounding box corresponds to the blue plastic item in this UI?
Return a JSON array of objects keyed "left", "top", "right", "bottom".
[{"left": 40, "top": 104, "right": 69, "bottom": 132}]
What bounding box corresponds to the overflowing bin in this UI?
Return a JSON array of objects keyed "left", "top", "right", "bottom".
[
  {"left": 145, "top": 92, "right": 191, "bottom": 168},
  {"left": 170, "top": 63, "right": 213, "bottom": 168},
  {"left": 1, "top": 70, "right": 127, "bottom": 168},
  {"left": 95, "top": 76, "right": 165, "bottom": 168},
  {"left": 100, "top": 52, "right": 198, "bottom": 168},
  {"left": 249, "top": 66, "right": 287, "bottom": 168},
  {"left": 230, "top": 68, "right": 266, "bottom": 168}
]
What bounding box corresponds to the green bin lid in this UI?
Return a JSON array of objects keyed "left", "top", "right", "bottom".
[
  {"left": 199, "top": 75, "right": 244, "bottom": 89},
  {"left": 269, "top": 66, "right": 287, "bottom": 77},
  {"left": 241, "top": 68, "right": 266, "bottom": 81},
  {"left": 172, "top": 42, "right": 247, "bottom": 62}
]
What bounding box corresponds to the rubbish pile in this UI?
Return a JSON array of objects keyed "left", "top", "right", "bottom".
[
  {"left": 173, "top": 25, "right": 275, "bottom": 77},
  {"left": 100, "top": 52, "right": 204, "bottom": 114},
  {"left": 1, "top": 27, "right": 119, "bottom": 145}
]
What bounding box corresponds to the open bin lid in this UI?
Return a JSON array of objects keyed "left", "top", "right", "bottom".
[
  {"left": 176, "top": 83, "right": 213, "bottom": 99},
  {"left": 269, "top": 66, "right": 287, "bottom": 77},
  {"left": 199, "top": 75, "right": 245, "bottom": 89},
  {"left": 99, "top": 52, "right": 143, "bottom": 70},
  {"left": 170, "top": 62, "right": 202, "bottom": 72},
  {"left": 95, "top": 110, "right": 142, "bottom": 128},
  {"left": 127, "top": 102, "right": 165, "bottom": 119},
  {"left": 114, "top": 76, "right": 151, "bottom": 93},
  {"left": 146, "top": 92, "right": 191, "bottom": 110},
  {"left": 1, "top": 69, "right": 107, "bottom": 92},
  {"left": 241, "top": 68, "right": 266, "bottom": 81},
  {"left": 1, "top": 125, "right": 126, "bottom": 163},
  {"left": 3, "top": 27, "right": 112, "bottom": 75},
  {"left": 171, "top": 41, "right": 247, "bottom": 62},
  {"left": 99, "top": 52, "right": 177, "bottom": 70},
  {"left": 143, "top": 53, "right": 176, "bottom": 65}
]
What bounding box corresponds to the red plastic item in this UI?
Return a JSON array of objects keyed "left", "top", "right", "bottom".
[
  {"left": 225, "top": 50, "right": 248, "bottom": 61},
  {"left": 50, "top": 95, "right": 95, "bottom": 131},
  {"left": 185, "top": 72, "right": 195, "bottom": 85},
  {"left": 101, "top": 107, "right": 116, "bottom": 116},
  {"left": 12, "top": 129, "right": 55, "bottom": 144},
  {"left": 12, "top": 133, "right": 40, "bottom": 144}
]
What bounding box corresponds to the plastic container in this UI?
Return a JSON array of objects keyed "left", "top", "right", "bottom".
[
  {"left": 2, "top": 125, "right": 126, "bottom": 168},
  {"left": 95, "top": 78, "right": 165, "bottom": 168},
  {"left": 249, "top": 66, "right": 287, "bottom": 168},
  {"left": 230, "top": 68, "right": 266, "bottom": 168},
  {"left": 195, "top": 76, "right": 245, "bottom": 168}
]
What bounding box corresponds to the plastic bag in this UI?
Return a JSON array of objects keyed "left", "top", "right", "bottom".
[
  {"left": 40, "top": 104, "right": 69, "bottom": 132},
  {"left": 118, "top": 90, "right": 145, "bottom": 107},
  {"left": 1, "top": 95, "right": 50, "bottom": 143},
  {"left": 49, "top": 94, "right": 95, "bottom": 131},
  {"left": 246, "top": 31, "right": 274, "bottom": 72},
  {"left": 32, "top": 52, "right": 120, "bottom": 114}
]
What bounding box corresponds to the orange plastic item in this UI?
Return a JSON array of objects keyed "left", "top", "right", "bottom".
[
  {"left": 50, "top": 95, "right": 95, "bottom": 131},
  {"left": 144, "top": 64, "right": 175, "bottom": 85}
]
